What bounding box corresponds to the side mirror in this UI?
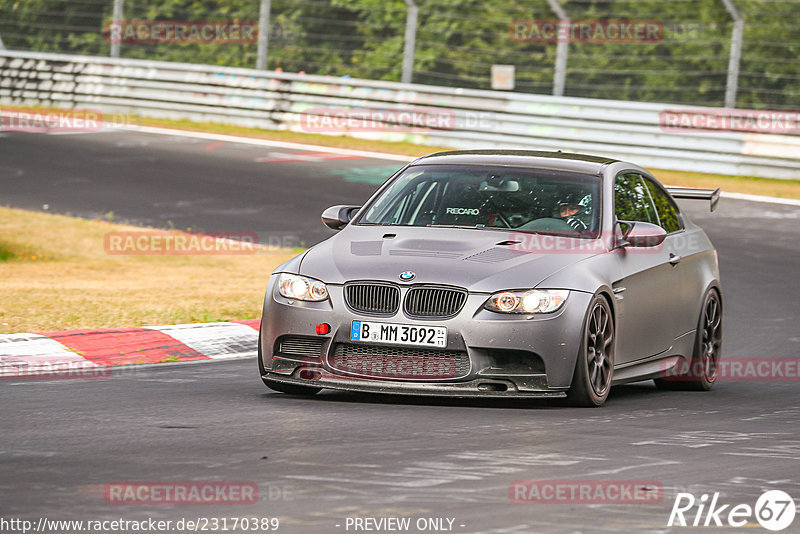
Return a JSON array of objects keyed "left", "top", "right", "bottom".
[
  {"left": 617, "top": 220, "right": 667, "bottom": 248},
  {"left": 321, "top": 205, "right": 361, "bottom": 230}
]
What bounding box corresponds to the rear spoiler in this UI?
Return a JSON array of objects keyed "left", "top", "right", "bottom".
[{"left": 665, "top": 186, "right": 721, "bottom": 212}]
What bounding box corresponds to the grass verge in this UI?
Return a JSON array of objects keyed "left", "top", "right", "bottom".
[
  {"left": 138, "top": 116, "right": 456, "bottom": 156},
  {"left": 651, "top": 169, "right": 800, "bottom": 200},
  {"left": 0, "top": 207, "right": 297, "bottom": 334}
]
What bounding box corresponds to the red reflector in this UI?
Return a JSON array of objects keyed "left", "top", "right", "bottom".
[{"left": 316, "top": 323, "right": 330, "bottom": 335}]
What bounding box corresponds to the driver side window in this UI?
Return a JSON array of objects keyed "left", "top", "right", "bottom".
[{"left": 614, "top": 173, "right": 658, "bottom": 224}]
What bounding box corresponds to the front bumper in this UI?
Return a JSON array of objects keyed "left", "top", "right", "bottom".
[{"left": 259, "top": 276, "right": 592, "bottom": 396}]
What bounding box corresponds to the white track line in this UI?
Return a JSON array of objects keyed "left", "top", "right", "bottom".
[
  {"left": 118, "top": 125, "right": 414, "bottom": 162},
  {"left": 115, "top": 125, "right": 800, "bottom": 207},
  {"left": 720, "top": 191, "right": 800, "bottom": 207}
]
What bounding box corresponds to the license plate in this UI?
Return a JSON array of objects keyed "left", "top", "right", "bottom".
[{"left": 350, "top": 321, "right": 447, "bottom": 348}]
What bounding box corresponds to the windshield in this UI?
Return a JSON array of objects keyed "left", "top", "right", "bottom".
[{"left": 358, "top": 164, "right": 601, "bottom": 237}]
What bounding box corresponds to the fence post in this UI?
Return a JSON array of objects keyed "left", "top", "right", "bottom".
[
  {"left": 721, "top": 0, "right": 743, "bottom": 108},
  {"left": 546, "top": 0, "right": 568, "bottom": 97},
  {"left": 0, "top": 31, "right": 6, "bottom": 50},
  {"left": 256, "top": 0, "right": 271, "bottom": 70},
  {"left": 402, "top": 0, "right": 418, "bottom": 84},
  {"left": 110, "top": 0, "right": 124, "bottom": 57}
]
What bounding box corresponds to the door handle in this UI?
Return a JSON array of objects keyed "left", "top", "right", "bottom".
[{"left": 669, "top": 253, "right": 682, "bottom": 265}]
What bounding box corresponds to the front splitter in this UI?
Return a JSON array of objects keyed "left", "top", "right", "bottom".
[{"left": 263, "top": 371, "right": 567, "bottom": 399}]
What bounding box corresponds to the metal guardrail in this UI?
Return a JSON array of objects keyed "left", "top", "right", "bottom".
[{"left": 2, "top": 50, "right": 799, "bottom": 180}]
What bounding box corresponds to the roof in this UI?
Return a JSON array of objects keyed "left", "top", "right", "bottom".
[{"left": 411, "top": 150, "right": 620, "bottom": 175}]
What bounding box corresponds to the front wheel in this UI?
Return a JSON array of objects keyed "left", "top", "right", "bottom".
[
  {"left": 567, "top": 295, "right": 615, "bottom": 407},
  {"left": 654, "top": 288, "right": 722, "bottom": 391}
]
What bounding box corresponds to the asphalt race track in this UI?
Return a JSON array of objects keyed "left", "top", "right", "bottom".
[
  {"left": 0, "top": 129, "right": 401, "bottom": 247},
  {"left": 2, "top": 129, "right": 800, "bottom": 533}
]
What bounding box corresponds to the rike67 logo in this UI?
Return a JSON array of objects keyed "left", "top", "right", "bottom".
[{"left": 668, "top": 490, "right": 796, "bottom": 531}]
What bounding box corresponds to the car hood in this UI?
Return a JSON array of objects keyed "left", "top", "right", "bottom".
[{"left": 297, "top": 226, "right": 607, "bottom": 293}]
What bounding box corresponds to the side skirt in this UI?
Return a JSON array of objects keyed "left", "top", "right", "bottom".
[{"left": 611, "top": 330, "right": 696, "bottom": 385}]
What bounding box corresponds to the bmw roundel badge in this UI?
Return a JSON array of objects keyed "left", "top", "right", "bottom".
[{"left": 399, "top": 271, "right": 416, "bottom": 281}]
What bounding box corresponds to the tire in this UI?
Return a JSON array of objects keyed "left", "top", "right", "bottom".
[
  {"left": 258, "top": 327, "right": 321, "bottom": 396},
  {"left": 654, "top": 288, "right": 722, "bottom": 391},
  {"left": 567, "top": 295, "right": 615, "bottom": 407}
]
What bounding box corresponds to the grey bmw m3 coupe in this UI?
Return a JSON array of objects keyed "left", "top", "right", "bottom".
[{"left": 258, "top": 150, "right": 723, "bottom": 406}]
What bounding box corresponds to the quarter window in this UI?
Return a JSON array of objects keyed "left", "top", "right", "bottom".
[
  {"left": 644, "top": 178, "right": 683, "bottom": 233},
  {"left": 614, "top": 173, "right": 658, "bottom": 224}
]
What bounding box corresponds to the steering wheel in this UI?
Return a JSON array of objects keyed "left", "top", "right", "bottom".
[
  {"left": 565, "top": 217, "right": 588, "bottom": 231},
  {"left": 480, "top": 197, "right": 512, "bottom": 228}
]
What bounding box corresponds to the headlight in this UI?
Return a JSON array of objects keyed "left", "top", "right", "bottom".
[
  {"left": 485, "top": 289, "right": 569, "bottom": 314},
  {"left": 278, "top": 273, "right": 329, "bottom": 301}
]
